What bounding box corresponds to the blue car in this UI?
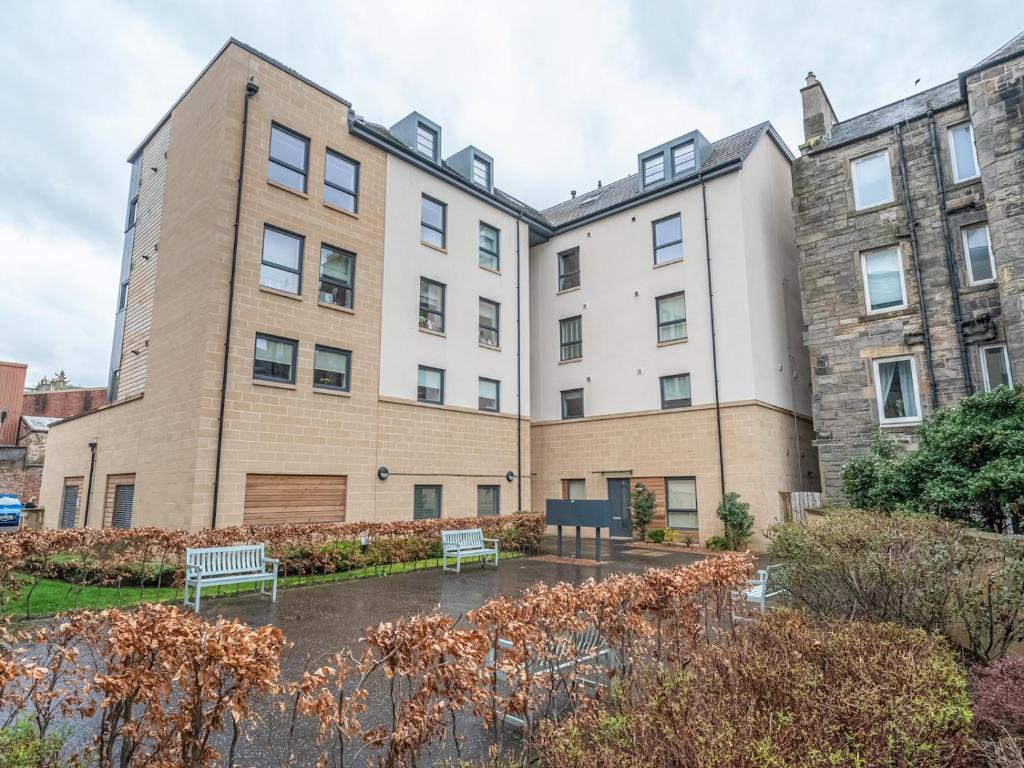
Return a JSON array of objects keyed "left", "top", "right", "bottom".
[{"left": 0, "top": 494, "right": 22, "bottom": 531}]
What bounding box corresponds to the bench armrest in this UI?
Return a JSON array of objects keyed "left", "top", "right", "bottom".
[
  {"left": 185, "top": 563, "right": 203, "bottom": 574},
  {"left": 482, "top": 538, "right": 499, "bottom": 546}
]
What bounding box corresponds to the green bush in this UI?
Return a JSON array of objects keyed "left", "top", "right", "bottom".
[
  {"left": 0, "top": 720, "right": 68, "bottom": 768},
  {"left": 715, "top": 491, "right": 753, "bottom": 550},
  {"left": 537, "top": 611, "right": 972, "bottom": 768},
  {"left": 647, "top": 529, "right": 666, "bottom": 544},
  {"left": 704, "top": 535, "right": 728, "bottom": 551},
  {"left": 630, "top": 486, "right": 656, "bottom": 541}
]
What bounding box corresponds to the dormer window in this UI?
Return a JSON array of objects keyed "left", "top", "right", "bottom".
[
  {"left": 472, "top": 155, "right": 492, "bottom": 189},
  {"left": 643, "top": 155, "right": 665, "bottom": 186},
  {"left": 672, "top": 142, "right": 695, "bottom": 175},
  {"left": 416, "top": 123, "right": 438, "bottom": 161}
]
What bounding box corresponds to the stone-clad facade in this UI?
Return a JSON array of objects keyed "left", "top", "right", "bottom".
[{"left": 793, "top": 32, "right": 1024, "bottom": 498}]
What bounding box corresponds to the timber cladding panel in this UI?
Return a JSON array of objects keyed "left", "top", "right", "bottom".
[
  {"left": 103, "top": 474, "right": 137, "bottom": 529},
  {"left": 632, "top": 477, "right": 668, "bottom": 529},
  {"left": 243, "top": 474, "right": 347, "bottom": 525}
]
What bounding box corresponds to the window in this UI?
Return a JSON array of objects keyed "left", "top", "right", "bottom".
[
  {"left": 559, "top": 316, "right": 582, "bottom": 361},
  {"left": 642, "top": 154, "right": 665, "bottom": 185},
  {"left": 253, "top": 334, "right": 297, "bottom": 384},
  {"left": 260, "top": 226, "right": 303, "bottom": 295},
  {"left": 324, "top": 150, "right": 358, "bottom": 212},
  {"left": 672, "top": 142, "right": 695, "bottom": 175},
  {"left": 477, "top": 485, "right": 499, "bottom": 517},
  {"left": 561, "top": 388, "right": 584, "bottom": 419},
  {"left": 660, "top": 374, "right": 692, "bottom": 409},
  {"left": 472, "top": 155, "right": 491, "bottom": 188},
  {"left": 851, "top": 151, "right": 894, "bottom": 210},
  {"left": 656, "top": 292, "right": 686, "bottom": 342},
  {"left": 417, "top": 365, "right": 444, "bottom": 404},
  {"left": 319, "top": 245, "right": 355, "bottom": 308},
  {"left": 126, "top": 195, "right": 138, "bottom": 230},
  {"left": 416, "top": 123, "right": 438, "bottom": 161},
  {"left": 479, "top": 298, "right": 500, "bottom": 347},
  {"left": 60, "top": 483, "right": 79, "bottom": 529},
  {"left": 652, "top": 214, "right": 683, "bottom": 265},
  {"left": 113, "top": 483, "right": 134, "bottom": 530},
  {"left": 963, "top": 224, "right": 995, "bottom": 284},
  {"left": 479, "top": 377, "right": 500, "bottom": 412},
  {"left": 414, "top": 485, "right": 442, "bottom": 520},
  {"left": 949, "top": 123, "right": 980, "bottom": 183},
  {"left": 268, "top": 124, "right": 308, "bottom": 193},
  {"left": 117, "top": 281, "right": 128, "bottom": 312},
  {"left": 861, "top": 246, "right": 906, "bottom": 312},
  {"left": 313, "top": 345, "right": 351, "bottom": 392},
  {"left": 874, "top": 357, "right": 921, "bottom": 424},
  {"left": 665, "top": 477, "right": 697, "bottom": 529},
  {"left": 421, "top": 195, "right": 446, "bottom": 249},
  {"left": 479, "top": 222, "right": 500, "bottom": 271},
  {"left": 565, "top": 479, "right": 586, "bottom": 500},
  {"left": 980, "top": 345, "right": 1012, "bottom": 391},
  {"left": 558, "top": 248, "right": 580, "bottom": 291},
  {"left": 419, "top": 277, "right": 445, "bottom": 332}
]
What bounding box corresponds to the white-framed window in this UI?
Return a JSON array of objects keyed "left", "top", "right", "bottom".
[
  {"left": 980, "top": 344, "right": 1012, "bottom": 392},
  {"left": 873, "top": 356, "right": 922, "bottom": 425},
  {"left": 851, "top": 150, "right": 894, "bottom": 210},
  {"left": 861, "top": 246, "right": 907, "bottom": 313},
  {"left": 962, "top": 223, "right": 995, "bottom": 284},
  {"left": 948, "top": 123, "right": 980, "bottom": 183}
]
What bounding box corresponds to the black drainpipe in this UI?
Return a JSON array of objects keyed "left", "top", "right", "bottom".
[
  {"left": 700, "top": 178, "right": 726, "bottom": 497},
  {"left": 212, "top": 80, "right": 259, "bottom": 529},
  {"left": 515, "top": 212, "right": 523, "bottom": 510},
  {"left": 82, "top": 440, "right": 97, "bottom": 527},
  {"left": 926, "top": 109, "right": 973, "bottom": 395},
  {"left": 894, "top": 123, "right": 940, "bottom": 409}
]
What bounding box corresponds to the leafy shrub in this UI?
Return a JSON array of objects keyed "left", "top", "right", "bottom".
[
  {"left": 767, "top": 512, "right": 1024, "bottom": 660},
  {"left": 971, "top": 657, "right": 1024, "bottom": 738},
  {"left": 716, "top": 491, "right": 753, "bottom": 550},
  {"left": 681, "top": 532, "right": 694, "bottom": 547},
  {"left": 630, "top": 486, "right": 655, "bottom": 541},
  {"left": 537, "top": 611, "right": 972, "bottom": 768},
  {"left": 647, "top": 529, "right": 666, "bottom": 544},
  {"left": 0, "top": 720, "right": 68, "bottom": 768},
  {"left": 704, "top": 535, "right": 728, "bottom": 551},
  {"left": 662, "top": 529, "right": 679, "bottom": 545}
]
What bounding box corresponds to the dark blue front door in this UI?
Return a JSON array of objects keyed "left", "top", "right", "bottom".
[{"left": 607, "top": 478, "right": 632, "bottom": 538}]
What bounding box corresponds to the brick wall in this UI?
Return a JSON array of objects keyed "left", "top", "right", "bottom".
[{"left": 22, "top": 388, "right": 106, "bottom": 419}]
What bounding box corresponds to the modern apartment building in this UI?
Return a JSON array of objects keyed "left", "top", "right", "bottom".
[
  {"left": 41, "top": 39, "right": 817, "bottom": 545},
  {"left": 793, "top": 31, "right": 1024, "bottom": 498}
]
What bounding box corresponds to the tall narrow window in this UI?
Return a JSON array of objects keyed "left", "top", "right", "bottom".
[
  {"left": 324, "top": 150, "right": 358, "bottom": 212},
  {"left": 652, "top": 214, "right": 683, "bottom": 264},
  {"left": 113, "top": 484, "right": 134, "bottom": 530},
  {"left": 477, "top": 485, "right": 499, "bottom": 517},
  {"left": 963, "top": 224, "right": 995, "bottom": 284},
  {"left": 479, "top": 222, "right": 500, "bottom": 271},
  {"left": 313, "top": 345, "right": 351, "bottom": 392},
  {"left": 472, "top": 156, "right": 492, "bottom": 188},
  {"left": 558, "top": 248, "right": 580, "bottom": 291},
  {"left": 318, "top": 245, "right": 355, "bottom": 308},
  {"left": 564, "top": 479, "right": 586, "bottom": 500},
  {"left": 948, "top": 123, "right": 980, "bottom": 183},
  {"left": 117, "top": 281, "right": 129, "bottom": 311},
  {"left": 60, "top": 483, "right": 79, "bottom": 529},
  {"left": 419, "top": 277, "right": 445, "bottom": 333},
  {"left": 980, "top": 345, "right": 1012, "bottom": 391},
  {"left": 414, "top": 485, "right": 442, "bottom": 519},
  {"left": 417, "top": 366, "right": 444, "bottom": 404},
  {"left": 660, "top": 374, "right": 692, "bottom": 409},
  {"left": 861, "top": 246, "right": 906, "bottom": 312},
  {"left": 479, "top": 298, "right": 500, "bottom": 347},
  {"left": 268, "top": 124, "right": 308, "bottom": 193},
  {"left": 561, "top": 388, "right": 584, "bottom": 419},
  {"left": 672, "top": 142, "right": 695, "bottom": 175},
  {"left": 560, "top": 316, "right": 582, "bottom": 361},
  {"left": 253, "top": 334, "right": 297, "bottom": 384},
  {"left": 416, "top": 123, "right": 438, "bottom": 161},
  {"left": 874, "top": 357, "right": 921, "bottom": 424},
  {"left": 643, "top": 154, "right": 665, "bottom": 185},
  {"left": 851, "top": 151, "right": 894, "bottom": 210},
  {"left": 479, "top": 378, "right": 500, "bottom": 412},
  {"left": 260, "top": 225, "right": 303, "bottom": 295},
  {"left": 665, "top": 477, "right": 697, "bottom": 529},
  {"left": 656, "top": 292, "right": 686, "bottom": 342},
  {"left": 421, "top": 195, "right": 446, "bottom": 249},
  {"left": 126, "top": 195, "right": 138, "bottom": 230}
]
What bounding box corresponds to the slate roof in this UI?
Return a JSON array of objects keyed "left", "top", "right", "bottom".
[
  {"left": 973, "top": 30, "right": 1024, "bottom": 70},
  {"left": 542, "top": 122, "right": 778, "bottom": 228},
  {"left": 20, "top": 415, "right": 59, "bottom": 433}
]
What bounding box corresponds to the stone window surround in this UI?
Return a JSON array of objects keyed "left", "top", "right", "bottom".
[
  {"left": 947, "top": 121, "right": 981, "bottom": 185},
  {"left": 871, "top": 354, "right": 924, "bottom": 427},
  {"left": 848, "top": 147, "right": 896, "bottom": 213},
  {"left": 859, "top": 244, "right": 908, "bottom": 315},
  {"left": 851, "top": 241, "right": 916, "bottom": 321},
  {"left": 951, "top": 213, "right": 997, "bottom": 288},
  {"left": 979, "top": 343, "right": 1013, "bottom": 392}
]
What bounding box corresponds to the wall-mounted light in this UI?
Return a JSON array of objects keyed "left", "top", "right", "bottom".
[
  {"left": 505, "top": 470, "right": 515, "bottom": 483},
  {"left": 634, "top": 482, "right": 646, "bottom": 491},
  {"left": 377, "top": 466, "right": 390, "bottom": 481}
]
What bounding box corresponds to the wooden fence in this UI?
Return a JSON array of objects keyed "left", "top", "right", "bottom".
[{"left": 780, "top": 491, "right": 822, "bottom": 523}]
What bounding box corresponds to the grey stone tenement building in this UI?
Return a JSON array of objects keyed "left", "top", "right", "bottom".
[{"left": 793, "top": 32, "right": 1024, "bottom": 498}]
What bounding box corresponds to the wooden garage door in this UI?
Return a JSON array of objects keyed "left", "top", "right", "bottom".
[{"left": 243, "top": 474, "right": 347, "bottom": 526}]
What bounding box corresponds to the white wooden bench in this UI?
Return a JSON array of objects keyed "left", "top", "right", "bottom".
[
  {"left": 441, "top": 528, "right": 499, "bottom": 574},
  {"left": 183, "top": 544, "right": 278, "bottom": 612},
  {"left": 742, "top": 564, "right": 785, "bottom": 611}
]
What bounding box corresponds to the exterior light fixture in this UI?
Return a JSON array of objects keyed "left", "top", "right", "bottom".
[
  {"left": 377, "top": 466, "right": 390, "bottom": 481},
  {"left": 505, "top": 471, "right": 515, "bottom": 482}
]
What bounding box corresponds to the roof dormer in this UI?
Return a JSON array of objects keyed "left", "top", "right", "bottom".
[
  {"left": 390, "top": 112, "right": 443, "bottom": 163},
  {"left": 637, "top": 130, "right": 712, "bottom": 190},
  {"left": 446, "top": 145, "right": 494, "bottom": 193}
]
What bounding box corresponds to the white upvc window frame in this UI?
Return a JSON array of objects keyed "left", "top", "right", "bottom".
[
  {"left": 860, "top": 245, "right": 907, "bottom": 314},
  {"left": 980, "top": 344, "right": 1013, "bottom": 392},
  {"left": 850, "top": 150, "right": 895, "bottom": 211},
  {"left": 873, "top": 355, "right": 923, "bottom": 426},
  {"left": 962, "top": 223, "right": 996, "bottom": 285},
  {"left": 948, "top": 122, "right": 980, "bottom": 184}
]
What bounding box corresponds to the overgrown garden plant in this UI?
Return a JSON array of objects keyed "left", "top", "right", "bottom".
[
  {"left": 629, "top": 486, "right": 655, "bottom": 541},
  {"left": 715, "top": 492, "right": 754, "bottom": 550}
]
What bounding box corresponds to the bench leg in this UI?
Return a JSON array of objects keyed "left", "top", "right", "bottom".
[
  {"left": 271, "top": 575, "right": 277, "bottom": 603},
  {"left": 194, "top": 579, "right": 201, "bottom": 613},
  {"left": 456, "top": 552, "right": 461, "bottom": 574}
]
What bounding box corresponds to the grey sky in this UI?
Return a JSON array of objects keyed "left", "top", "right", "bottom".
[{"left": 1, "top": 0, "right": 1020, "bottom": 387}]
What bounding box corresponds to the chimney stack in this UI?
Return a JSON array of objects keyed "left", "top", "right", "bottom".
[{"left": 800, "top": 71, "right": 837, "bottom": 154}]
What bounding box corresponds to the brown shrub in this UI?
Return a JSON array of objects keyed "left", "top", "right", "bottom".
[{"left": 971, "top": 657, "right": 1024, "bottom": 739}]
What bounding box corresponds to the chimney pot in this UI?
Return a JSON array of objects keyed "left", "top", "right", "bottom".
[
  {"left": 597, "top": 180, "right": 602, "bottom": 189},
  {"left": 805, "top": 71, "right": 818, "bottom": 86},
  {"left": 571, "top": 190, "right": 576, "bottom": 198}
]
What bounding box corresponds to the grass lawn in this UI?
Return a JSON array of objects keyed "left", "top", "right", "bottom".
[{"left": 4, "top": 551, "right": 522, "bottom": 619}]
